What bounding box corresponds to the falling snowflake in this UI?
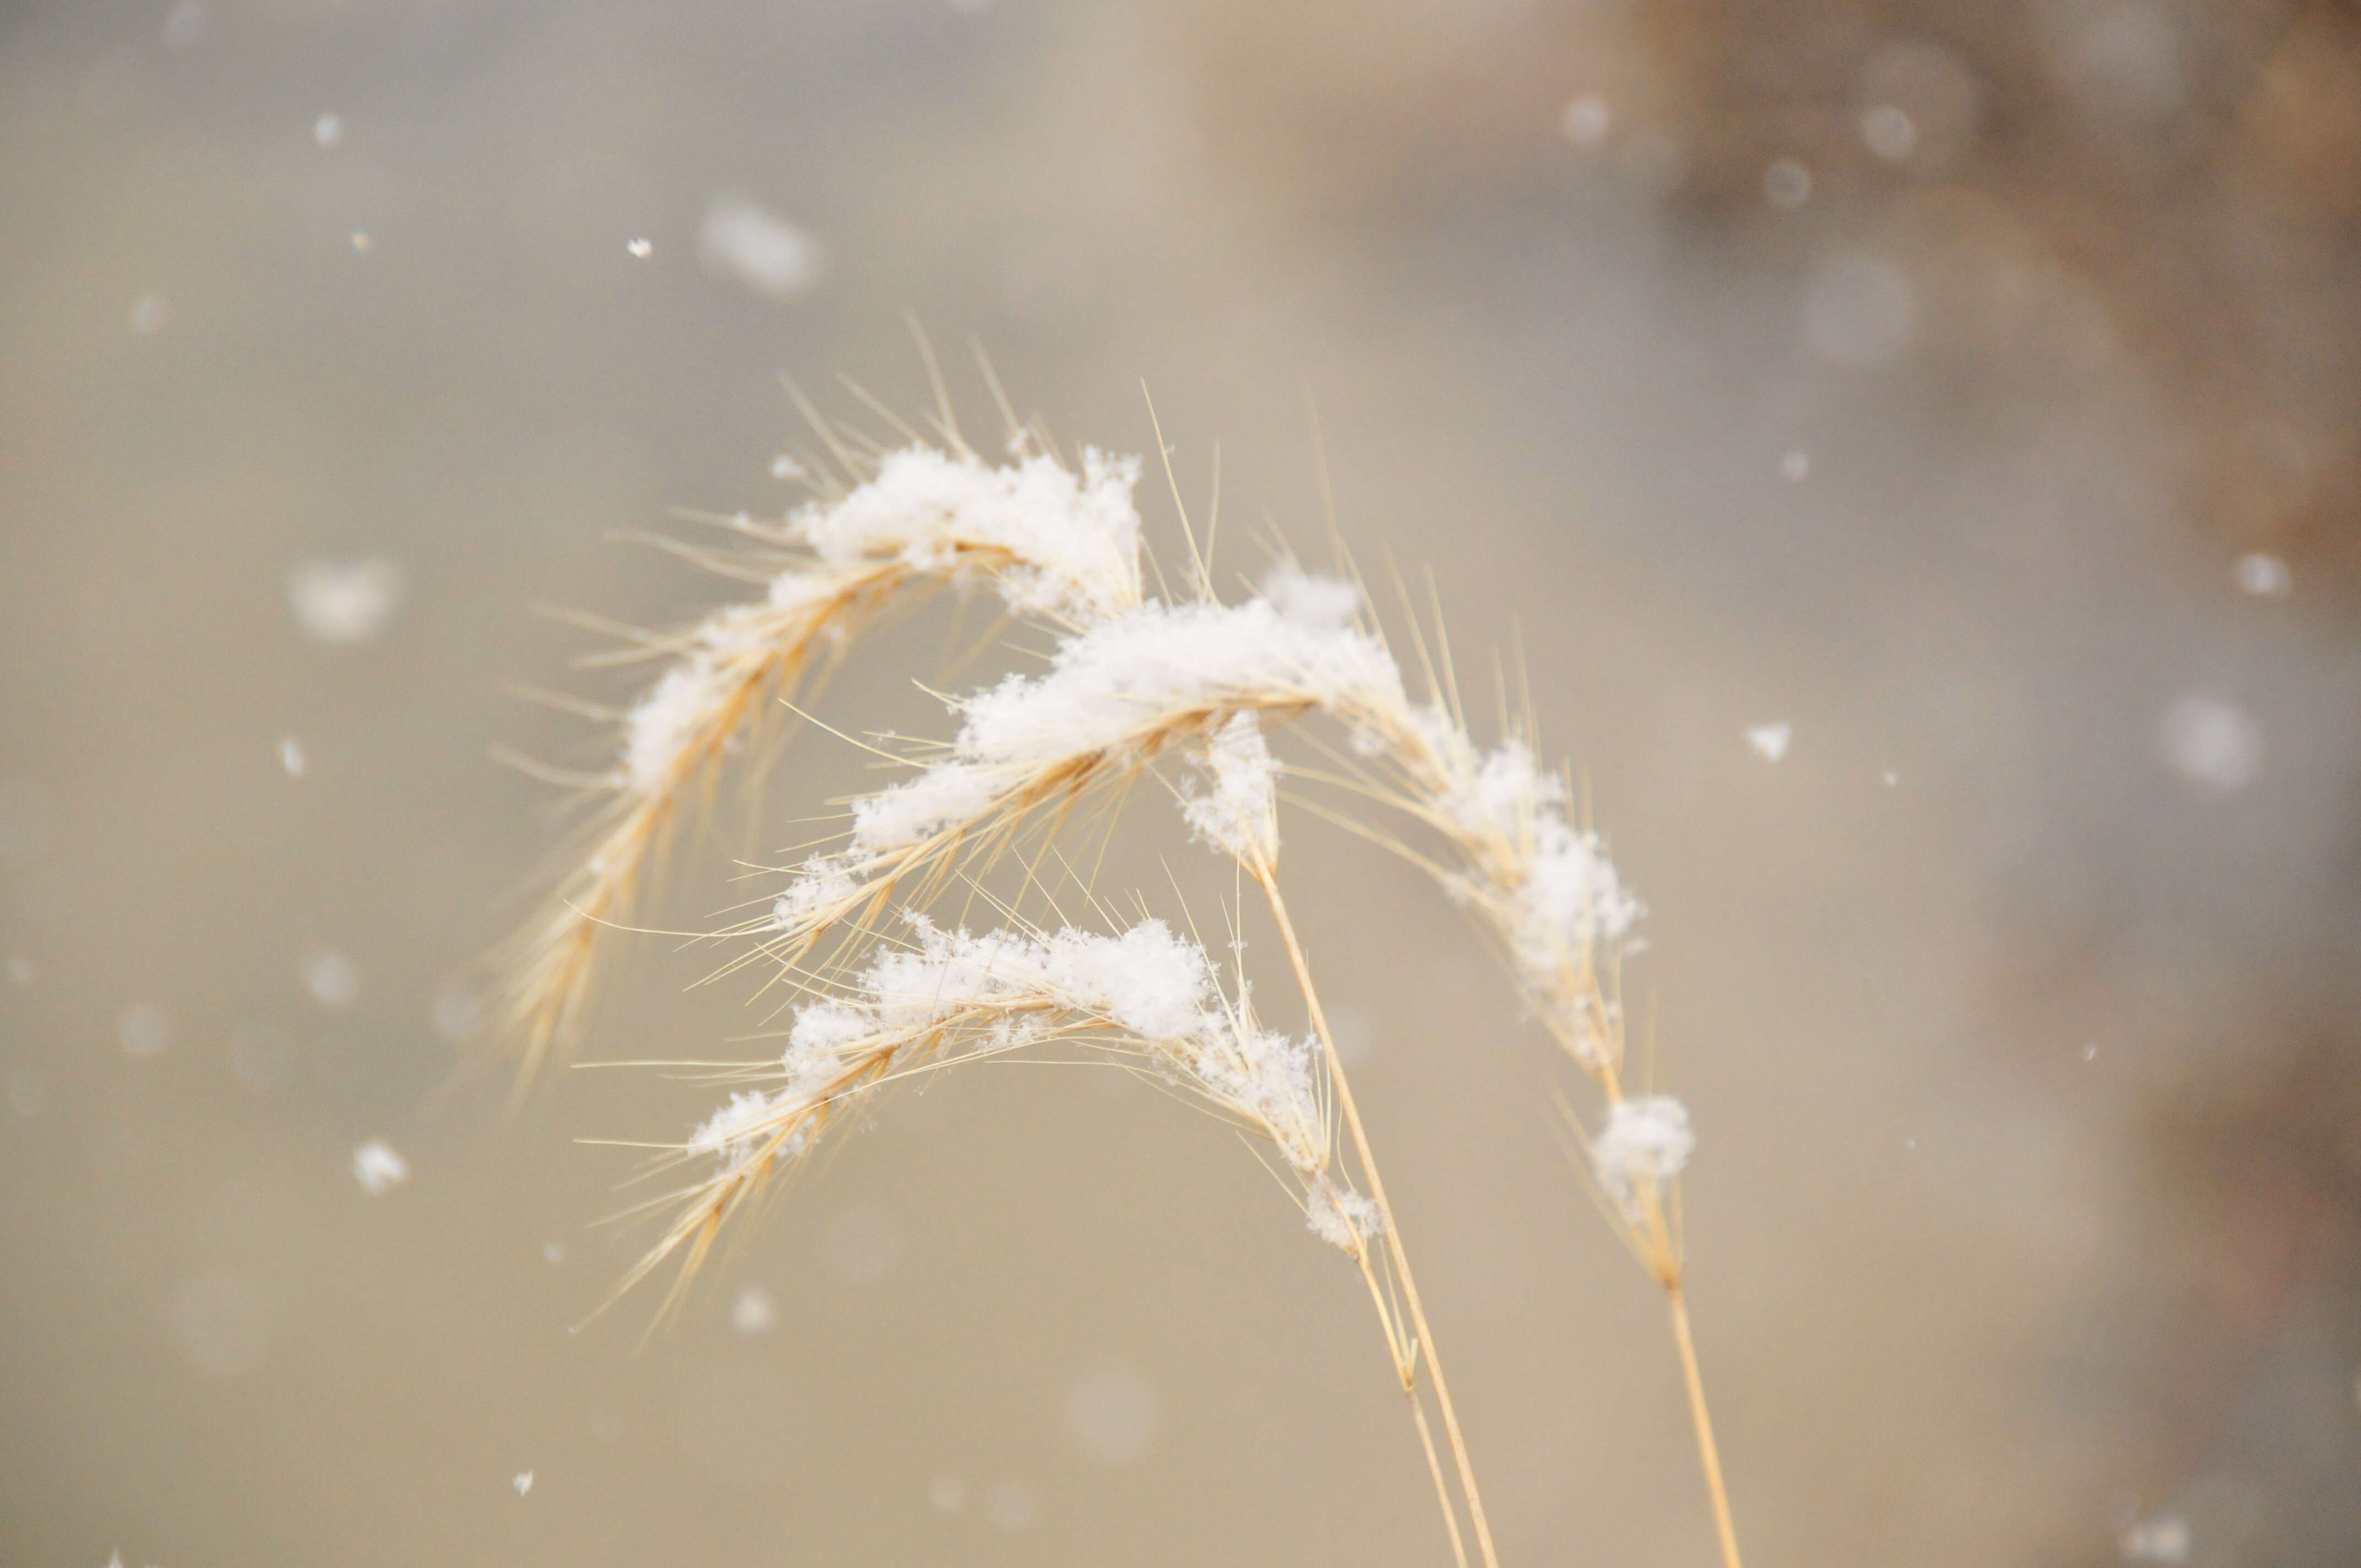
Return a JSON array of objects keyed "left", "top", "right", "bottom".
[
  {"left": 302, "top": 949, "right": 358, "bottom": 1010},
  {"left": 286, "top": 557, "right": 406, "bottom": 645},
  {"left": 1763, "top": 158, "right": 1812, "bottom": 209},
  {"left": 696, "top": 194, "right": 823, "bottom": 300},
  {"left": 1746, "top": 722, "right": 1793, "bottom": 761},
  {"left": 352, "top": 1139, "right": 410, "bottom": 1195},
  {"left": 1560, "top": 94, "right": 1611, "bottom": 148},
  {"left": 2233, "top": 552, "right": 2290, "bottom": 597},
  {"left": 2157, "top": 693, "right": 2262, "bottom": 794},
  {"left": 731, "top": 1285, "right": 775, "bottom": 1333}
]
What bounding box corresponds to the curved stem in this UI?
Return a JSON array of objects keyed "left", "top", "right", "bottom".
[{"left": 1250, "top": 859, "right": 1502, "bottom": 1568}]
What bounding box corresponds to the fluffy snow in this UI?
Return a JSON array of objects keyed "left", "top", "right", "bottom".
[
  {"left": 1745, "top": 721, "right": 1792, "bottom": 761},
  {"left": 1182, "top": 711, "right": 1280, "bottom": 862},
  {"left": 352, "top": 1138, "right": 410, "bottom": 1196},
  {"left": 798, "top": 444, "right": 1145, "bottom": 623},
  {"left": 1259, "top": 565, "right": 1363, "bottom": 631},
  {"left": 690, "top": 915, "right": 1359, "bottom": 1247},
  {"left": 836, "top": 598, "right": 1398, "bottom": 861},
  {"left": 1591, "top": 1096, "right": 1693, "bottom": 1218}
]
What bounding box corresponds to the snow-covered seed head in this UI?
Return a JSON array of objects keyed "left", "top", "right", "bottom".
[
  {"left": 1591, "top": 1095, "right": 1694, "bottom": 1222},
  {"left": 638, "top": 916, "right": 1374, "bottom": 1302},
  {"left": 794, "top": 444, "right": 1145, "bottom": 624},
  {"left": 502, "top": 439, "right": 1151, "bottom": 1079},
  {"left": 1183, "top": 710, "right": 1281, "bottom": 865},
  {"left": 1304, "top": 1175, "right": 1385, "bottom": 1252}
]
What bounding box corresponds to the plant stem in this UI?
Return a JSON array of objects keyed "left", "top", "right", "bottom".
[
  {"left": 1667, "top": 1284, "right": 1742, "bottom": 1568},
  {"left": 1410, "top": 1391, "right": 1471, "bottom": 1568},
  {"left": 1348, "top": 1226, "right": 1463, "bottom": 1568},
  {"left": 1252, "top": 860, "right": 1502, "bottom": 1568}
]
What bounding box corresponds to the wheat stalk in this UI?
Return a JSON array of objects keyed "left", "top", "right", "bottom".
[{"left": 508, "top": 384, "right": 1742, "bottom": 1567}]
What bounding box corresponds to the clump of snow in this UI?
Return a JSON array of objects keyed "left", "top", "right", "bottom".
[
  {"left": 1304, "top": 1177, "right": 1384, "bottom": 1248},
  {"left": 352, "top": 1139, "right": 410, "bottom": 1195},
  {"left": 1259, "top": 565, "right": 1362, "bottom": 631},
  {"left": 1517, "top": 816, "right": 1643, "bottom": 973},
  {"left": 1405, "top": 720, "right": 1643, "bottom": 1056},
  {"left": 1592, "top": 1096, "right": 1694, "bottom": 1218},
  {"left": 1182, "top": 711, "right": 1280, "bottom": 862},
  {"left": 617, "top": 603, "right": 780, "bottom": 793},
  {"left": 697, "top": 193, "right": 823, "bottom": 300},
  {"left": 686, "top": 1089, "right": 787, "bottom": 1169},
  {"left": 950, "top": 598, "right": 1399, "bottom": 775},
  {"left": 1746, "top": 721, "right": 1792, "bottom": 761},
  {"left": 797, "top": 444, "right": 1144, "bottom": 623},
  {"left": 287, "top": 557, "right": 405, "bottom": 645},
  {"left": 512, "top": 1471, "right": 534, "bottom": 1497}
]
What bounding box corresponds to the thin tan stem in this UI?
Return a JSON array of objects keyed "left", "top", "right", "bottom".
[
  {"left": 1252, "top": 859, "right": 1502, "bottom": 1568},
  {"left": 1348, "top": 1233, "right": 1464, "bottom": 1567},
  {"left": 1410, "top": 1390, "right": 1471, "bottom": 1568},
  {"left": 1667, "top": 1284, "right": 1742, "bottom": 1568}
]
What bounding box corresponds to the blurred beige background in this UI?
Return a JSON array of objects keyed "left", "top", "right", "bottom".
[{"left": 4, "top": 1, "right": 2359, "bottom": 1564}]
